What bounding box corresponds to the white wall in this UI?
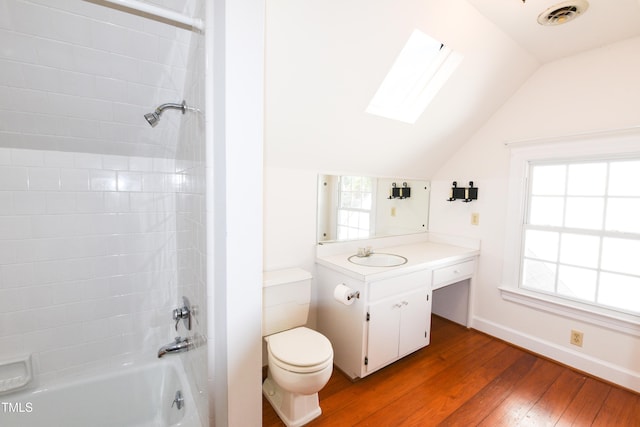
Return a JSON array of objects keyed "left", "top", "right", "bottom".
[
  {"left": 264, "top": 167, "right": 320, "bottom": 273},
  {"left": 430, "top": 36, "right": 640, "bottom": 391},
  {"left": 209, "top": 0, "right": 265, "bottom": 425}
]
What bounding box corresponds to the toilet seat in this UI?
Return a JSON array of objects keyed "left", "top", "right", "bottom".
[{"left": 267, "top": 327, "right": 333, "bottom": 373}]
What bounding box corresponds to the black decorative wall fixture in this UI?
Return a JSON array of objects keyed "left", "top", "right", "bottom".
[
  {"left": 447, "top": 181, "right": 478, "bottom": 203},
  {"left": 388, "top": 182, "right": 411, "bottom": 199}
]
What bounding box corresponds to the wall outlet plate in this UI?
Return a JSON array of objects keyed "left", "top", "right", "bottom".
[
  {"left": 570, "top": 330, "right": 584, "bottom": 347},
  {"left": 471, "top": 212, "right": 479, "bottom": 225}
]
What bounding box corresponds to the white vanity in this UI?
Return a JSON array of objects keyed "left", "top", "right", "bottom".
[{"left": 315, "top": 234, "right": 479, "bottom": 380}]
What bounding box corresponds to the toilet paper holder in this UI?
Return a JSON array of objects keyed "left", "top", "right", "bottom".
[{"left": 347, "top": 290, "right": 360, "bottom": 300}]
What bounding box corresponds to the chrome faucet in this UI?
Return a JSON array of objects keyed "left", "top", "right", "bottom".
[
  {"left": 158, "top": 336, "right": 193, "bottom": 358},
  {"left": 356, "top": 246, "right": 373, "bottom": 257}
]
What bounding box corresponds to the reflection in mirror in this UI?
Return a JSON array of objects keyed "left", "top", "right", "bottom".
[{"left": 317, "top": 174, "right": 430, "bottom": 243}]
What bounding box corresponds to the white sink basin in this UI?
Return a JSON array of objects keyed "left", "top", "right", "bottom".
[{"left": 347, "top": 253, "right": 408, "bottom": 267}]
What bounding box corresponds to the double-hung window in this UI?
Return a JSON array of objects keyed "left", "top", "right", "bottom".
[
  {"left": 336, "top": 176, "right": 375, "bottom": 241},
  {"left": 522, "top": 159, "right": 640, "bottom": 315},
  {"left": 500, "top": 129, "right": 640, "bottom": 333}
]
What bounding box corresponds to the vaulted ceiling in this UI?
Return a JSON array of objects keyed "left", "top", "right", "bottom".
[{"left": 264, "top": 0, "right": 640, "bottom": 179}]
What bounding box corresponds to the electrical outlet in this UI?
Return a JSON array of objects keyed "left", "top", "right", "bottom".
[
  {"left": 471, "top": 212, "right": 479, "bottom": 225},
  {"left": 570, "top": 330, "right": 584, "bottom": 347}
]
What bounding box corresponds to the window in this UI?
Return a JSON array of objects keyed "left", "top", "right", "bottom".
[
  {"left": 336, "top": 176, "right": 375, "bottom": 240},
  {"left": 522, "top": 159, "right": 640, "bottom": 315},
  {"left": 500, "top": 128, "right": 640, "bottom": 334},
  {"left": 365, "top": 29, "right": 463, "bottom": 124}
]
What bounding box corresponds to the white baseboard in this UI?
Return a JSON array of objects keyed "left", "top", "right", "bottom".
[{"left": 472, "top": 316, "right": 640, "bottom": 393}]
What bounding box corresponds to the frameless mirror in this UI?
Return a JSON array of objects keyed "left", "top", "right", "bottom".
[{"left": 317, "top": 174, "right": 430, "bottom": 243}]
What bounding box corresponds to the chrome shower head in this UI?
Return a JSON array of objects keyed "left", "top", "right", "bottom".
[
  {"left": 144, "top": 100, "right": 188, "bottom": 127},
  {"left": 144, "top": 111, "right": 160, "bottom": 127}
]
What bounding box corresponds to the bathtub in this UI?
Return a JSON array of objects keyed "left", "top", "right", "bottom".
[{"left": 0, "top": 360, "right": 201, "bottom": 427}]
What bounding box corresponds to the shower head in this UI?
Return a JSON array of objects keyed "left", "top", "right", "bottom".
[
  {"left": 144, "top": 111, "right": 160, "bottom": 127},
  {"left": 144, "top": 100, "right": 188, "bottom": 127}
]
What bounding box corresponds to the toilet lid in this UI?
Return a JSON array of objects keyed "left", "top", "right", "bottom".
[{"left": 268, "top": 327, "right": 333, "bottom": 368}]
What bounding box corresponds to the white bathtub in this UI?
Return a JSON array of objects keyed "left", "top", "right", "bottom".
[{"left": 0, "top": 361, "right": 201, "bottom": 427}]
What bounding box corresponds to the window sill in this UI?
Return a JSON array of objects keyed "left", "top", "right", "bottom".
[{"left": 498, "top": 286, "right": 640, "bottom": 337}]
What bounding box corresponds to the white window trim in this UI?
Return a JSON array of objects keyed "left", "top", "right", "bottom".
[
  {"left": 501, "top": 126, "right": 640, "bottom": 336},
  {"left": 335, "top": 176, "right": 377, "bottom": 240}
]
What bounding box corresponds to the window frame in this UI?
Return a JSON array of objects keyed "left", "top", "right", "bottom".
[
  {"left": 335, "top": 176, "right": 376, "bottom": 241},
  {"left": 499, "top": 127, "right": 640, "bottom": 336}
]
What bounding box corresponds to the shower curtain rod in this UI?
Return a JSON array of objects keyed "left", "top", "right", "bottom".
[{"left": 88, "top": 0, "right": 204, "bottom": 31}]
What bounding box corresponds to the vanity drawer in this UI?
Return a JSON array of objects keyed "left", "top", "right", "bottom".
[
  {"left": 368, "top": 270, "right": 430, "bottom": 302},
  {"left": 432, "top": 259, "right": 475, "bottom": 290}
]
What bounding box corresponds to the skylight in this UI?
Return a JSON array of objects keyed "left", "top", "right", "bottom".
[{"left": 365, "top": 29, "right": 463, "bottom": 124}]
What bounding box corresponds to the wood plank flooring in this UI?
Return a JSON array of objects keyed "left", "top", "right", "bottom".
[{"left": 262, "top": 316, "right": 640, "bottom": 426}]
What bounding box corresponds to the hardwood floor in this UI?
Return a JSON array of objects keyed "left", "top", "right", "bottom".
[{"left": 262, "top": 316, "right": 640, "bottom": 426}]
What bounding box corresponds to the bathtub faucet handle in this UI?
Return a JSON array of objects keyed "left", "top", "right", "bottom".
[
  {"left": 172, "top": 296, "right": 192, "bottom": 331},
  {"left": 171, "top": 390, "right": 184, "bottom": 410}
]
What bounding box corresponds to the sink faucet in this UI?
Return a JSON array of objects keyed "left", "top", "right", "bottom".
[
  {"left": 356, "top": 246, "right": 373, "bottom": 257},
  {"left": 158, "top": 336, "right": 193, "bottom": 358}
]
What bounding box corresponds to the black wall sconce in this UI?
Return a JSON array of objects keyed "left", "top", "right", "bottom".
[
  {"left": 447, "top": 181, "right": 478, "bottom": 203},
  {"left": 388, "top": 182, "right": 411, "bottom": 199}
]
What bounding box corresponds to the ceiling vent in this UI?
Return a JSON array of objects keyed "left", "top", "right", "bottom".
[{"left": 537, "top": 0, "right": 589, "bottom": 26}]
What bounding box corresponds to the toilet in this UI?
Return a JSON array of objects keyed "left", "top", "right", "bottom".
[{"left": 262, "top": 268, "right": 333, "bottom": 427}]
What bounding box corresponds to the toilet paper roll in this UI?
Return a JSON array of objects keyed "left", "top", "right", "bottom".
[{"left": 334, "top": 284, "right": 355, "bottom": 306}]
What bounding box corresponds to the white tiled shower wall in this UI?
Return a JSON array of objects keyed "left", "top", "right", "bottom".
[
  {"left": 0, "top": 0, "right": 208, "bottom": 417},
  {"left": 173, "top": 0, "right": 208, "bottom": 420},
  {"left": 0, "top": 147, "right": 181, "bottom": 384},
  {"left": 0, "top": 0, "right": 191, "bottom": 158}
]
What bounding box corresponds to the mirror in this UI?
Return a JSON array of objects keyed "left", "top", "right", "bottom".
[{"left": 317, "top": 174, "right": 430, "bottom": 243}]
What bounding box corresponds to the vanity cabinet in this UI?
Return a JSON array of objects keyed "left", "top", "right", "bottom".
[
  {"left": 316, "top": 267, "right": 431, "bottom": 379},
  {"left": 366, "top": 286, "right": 431, "bottom": 373},
  {"left": 316, "top": 238, "right": 479, "bottom": 380}
]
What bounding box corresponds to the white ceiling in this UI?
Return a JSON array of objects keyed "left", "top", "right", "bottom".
[
  {"left": 467, "top": 0, "right": 640, "bottom": 63},
  {"left": 264, "top": 0, "right": 539, "bottom": 178},
  {"left": 265, "top": 0, "right": 640, "bottom": 179}
]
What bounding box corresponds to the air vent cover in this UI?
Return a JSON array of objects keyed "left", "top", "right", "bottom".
[{"left": 538, "top": 0, "right": 589, "bottom": 26}]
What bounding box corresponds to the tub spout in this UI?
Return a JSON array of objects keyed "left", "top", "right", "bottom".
[{"left": 158, "top": 336, "right": 193, "bottom": 358}]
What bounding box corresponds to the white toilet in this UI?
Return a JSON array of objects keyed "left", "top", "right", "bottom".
[{"left": 262, "top": 268, "right": 333, "bottom": 427}]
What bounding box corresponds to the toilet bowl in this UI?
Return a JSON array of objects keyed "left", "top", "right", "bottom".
[
  {"left": 262, "top": 269, "right": 334, "bottom": 427},
  {"left": 263, "top": 327, "right": 333, "bottom": 427}
]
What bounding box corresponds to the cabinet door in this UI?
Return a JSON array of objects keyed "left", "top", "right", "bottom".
[
  {"left": 366, "top": 299, "right": 401, "bottom": 373},
  {"left": 366, "top": 287, "right": 432, "bottom": 373},
  {"left": 398, "top": 288, "right": 431, "bottom": 357}
]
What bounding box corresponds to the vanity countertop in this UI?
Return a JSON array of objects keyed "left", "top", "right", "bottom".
[{"left": 316, "top": 241, "right": 479, "bottom": 281}]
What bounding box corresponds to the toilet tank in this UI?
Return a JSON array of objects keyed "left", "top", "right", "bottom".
[{"left": 263, "top": 268, "right": 312, "bottom": 336}]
